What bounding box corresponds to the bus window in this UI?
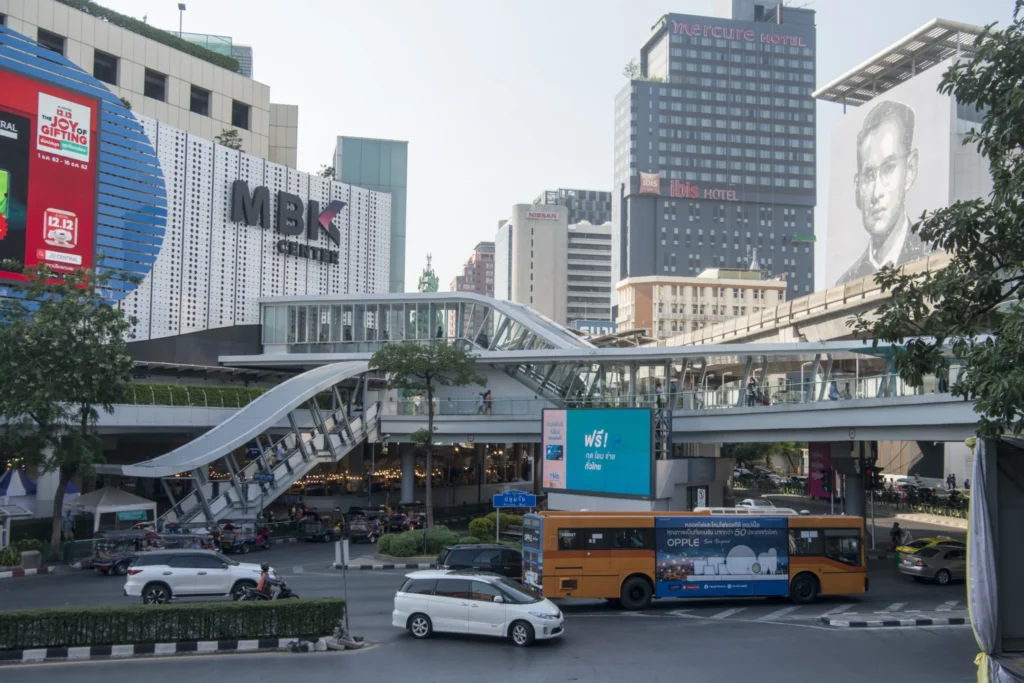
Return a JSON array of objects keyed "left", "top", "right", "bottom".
[
  {"left": 824, "top": 529, "right": 862, "bottom": 566},
  {"left": 585, "top": 530, "right": 609, "bottom": 550},
  {"left": 612, "top": 528, "right": 654, "bottom": 550},
  {"left": 788, "top": 529, "right": 823, "bottom": 555},
  {"left": 558, "top": 529, "right": 583, "bottom": 550}
]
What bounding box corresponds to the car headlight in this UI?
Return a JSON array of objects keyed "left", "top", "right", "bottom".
[{"left": 529, "top": 612, "right": 560, "bottom": 620}]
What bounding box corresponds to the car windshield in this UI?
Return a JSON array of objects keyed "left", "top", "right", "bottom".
[
  {"left": 907, "top": 540, "right": 930, "bottom": 548},
  {"left": 496, "top": 578, "right": 542, "bottom": 604},
  {"left": 216, "top": 553, "right": 239, "bottom": 566}
]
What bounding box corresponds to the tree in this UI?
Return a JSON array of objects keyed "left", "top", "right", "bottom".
[
  {"left": 317, "top": 165, "right": 335, "bottom": 180},
  {"left": 119, "top": 97, "right": 132, "bottom": 110},
  {"left": 729, "top": 442, "right": 805, "bottom": 471},
  {"left": 852, "top": 6, "right": 1024, "bottom": 438},
  {"left": 215, "top": 128, "right": 244, "bottom": 151},
  {"left": 623, "top": 59, "right": 641, "bottom": 80},
  {"left": 369, "top": 342, "right": 485, "bottom": 531},
  {"left": 0, "top": 262, "right": 136, "bottom": 559}
]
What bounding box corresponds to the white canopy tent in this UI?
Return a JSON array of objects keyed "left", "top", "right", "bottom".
[{"left": 70, "top": 487, "right": 157, "bottom": 533}]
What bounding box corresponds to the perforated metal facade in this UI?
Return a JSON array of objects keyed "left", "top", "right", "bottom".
[{"left": 120, "top": 116, "right": 392, "bottom": 342}]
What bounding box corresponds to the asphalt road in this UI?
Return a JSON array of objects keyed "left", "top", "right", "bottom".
[{"left": 0, "top": 617, "right": 978, "bottom": 683}]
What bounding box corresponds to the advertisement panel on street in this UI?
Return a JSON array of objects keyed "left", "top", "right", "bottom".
[
  {"left": 654, "top": 516, "right": 789, "bottom": 598},
  {"left": 541, "top": 408, "right": 653, "bottom": 498},
  {"left": 0, "top": 68, "right": 99, "bottom": 283},
  {"left": 808, "top": 442, "right": 833, "bottom": 499}
]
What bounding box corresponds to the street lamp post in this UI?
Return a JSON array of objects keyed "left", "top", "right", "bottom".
[{"left": 177, "top": 3, "right": 186, "bottom": 38}]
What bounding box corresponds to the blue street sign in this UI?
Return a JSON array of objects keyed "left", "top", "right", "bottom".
[
  {"left": 492, "top": 489, "right": 537, "bottom": 509},
  {"left": 252, "top": 473, "right": 275, "bottom": 483},
  {"left": 245, "top": 442, "right": 262, "bottom": 460}
]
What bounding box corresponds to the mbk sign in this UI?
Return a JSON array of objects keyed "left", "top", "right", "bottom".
[{"left": 230, "top": 180, "right": 345, "bottom": 264}]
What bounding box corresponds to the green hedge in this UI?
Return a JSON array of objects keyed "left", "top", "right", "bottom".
[
  {"left": 127, "top": 384, "right": 268, "bottom": 408},
  {"left": 56, "top": 0, "right": 240, "bottom": 72},
  {"left": 0, "top": 599, "right": 345, "bottom": 650},
  {"left": 469, "top": 512, "right": 524, "bottom": 540},
  {"left": 10, "top": 515, "right": 93, "bottom": 543},
  {"left": 379, "top": 526, "right": 461, "bottom": 557}
]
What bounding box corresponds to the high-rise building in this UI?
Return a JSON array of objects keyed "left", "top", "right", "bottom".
[
  {"left": 612, "top": 0, "right": 817, "bottom": 306},
  {"left": 566, "top": 222, "right": 613, "bottom": 324},
  {"left": 495, "top": 205, "right": 569, "bottom": 323},
  {"left": 451, "top": 242, "right": 496, "bottom": 297},
  {"left": 617, "top": 267, "right": 786, "bottom": 340},
  {"left": 534, "top": 188, "right": 612, "bottom": 225},
  {"left": 3, "top": 0, "right": 290, "bottom": 164},
  {"left": 335, "top": 137, "right": 408, "bottom": 292},
  {"left": 232, "top": 45, "right": 254, "bottom": 78}
]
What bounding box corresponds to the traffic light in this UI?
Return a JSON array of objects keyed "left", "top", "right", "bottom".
[
  {"left": 821, "top": 468, "right": 833, "bottom": 493},
  {"left": 864, "top": 466, "right": 884, "bottom": 490}
]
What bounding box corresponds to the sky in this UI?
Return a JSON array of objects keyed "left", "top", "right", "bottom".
[{"left": 100, "top": 0, "right": 1010, "bottom": 292}]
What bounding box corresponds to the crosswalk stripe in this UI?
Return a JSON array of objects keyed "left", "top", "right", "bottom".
[
  {"left": 757, "top": 606, "right": 801, "bottom": 621},
  {"left": 884, "top": 602, "right": 907, "bottom": 612},
  {"left": 710, "top": 607, "right": 746, "bottom": 619},
  {"left": 820, "top": 604, "right": 853, "bottom": 616},
  {"left": 937, "top": 600, "right": 960, "bottom": 611},
  {"left": 292, "top": 566, "right": 304, "bottom": 574}
]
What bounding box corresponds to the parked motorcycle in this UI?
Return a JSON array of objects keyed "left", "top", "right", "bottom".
[{"left": 239, "top": 581, "right": 299, "bottom": 600}]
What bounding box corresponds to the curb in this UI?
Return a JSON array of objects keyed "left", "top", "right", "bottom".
[
  {"left": 0, "top": 638, "right": 297, "bottom": 664},
  {"left": 0, "top": 567, "right": 56, "bottom": 581},
  {"left": 821, "top": 616, "right": 968, "bottom": 628},
  {"left": 334, "top": 562, "right": 433, "bottom": 571}
]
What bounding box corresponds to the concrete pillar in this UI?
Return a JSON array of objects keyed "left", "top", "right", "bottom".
[
  {"left": 400, "top": 443, "right": 416, "bottom": 504},
  {"left": 844, "top": 472, "right": 866, "bottom": 517},
  {"left": 476, "top": 444, "right": 486, "bottom": 503}
]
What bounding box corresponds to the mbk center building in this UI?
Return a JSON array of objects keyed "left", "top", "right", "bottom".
[{"left": 0, "top": 25, "right": 392, "bottom": 367}]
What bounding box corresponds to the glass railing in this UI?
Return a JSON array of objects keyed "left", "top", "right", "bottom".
[
  {"left": 383, "top": 397, "right": 550, "bottom": 417},
  {"left": 382, "top": 372, "right": 946, "bottom": 419}
]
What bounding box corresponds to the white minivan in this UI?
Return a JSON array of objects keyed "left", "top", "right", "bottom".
[{"left": 393, "top": 570, "right": 564, "bottom": 647}]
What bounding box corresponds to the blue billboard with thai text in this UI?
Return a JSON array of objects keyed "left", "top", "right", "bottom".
[{"left": 542, "top": 408, "right": 653, "bottom": 498}]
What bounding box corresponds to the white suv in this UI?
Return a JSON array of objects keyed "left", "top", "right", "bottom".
[
  {"left": 393, "top": 570, "right": 564, "bottom": 647},
  {"left": 124, "top": 550, "right": 268, "bottom": 604}
]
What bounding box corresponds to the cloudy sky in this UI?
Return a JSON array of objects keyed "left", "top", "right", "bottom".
[{"left": 100, "top": 0, "right": 1008, "bottom": 291}]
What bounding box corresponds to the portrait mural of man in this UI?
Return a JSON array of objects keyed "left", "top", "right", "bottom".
[{"left": 836, "top": 100, "right": 932, "bottom": 285}]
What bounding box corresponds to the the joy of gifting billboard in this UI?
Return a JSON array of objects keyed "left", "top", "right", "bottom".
[
  {"left": 542, "top": 408, "right": 653, "bottom": 498},
  {"left": 0, "top": 68, "right": 98, "bottom": 281}
]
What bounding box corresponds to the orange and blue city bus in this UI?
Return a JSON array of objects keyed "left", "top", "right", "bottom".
[{"left": 522, "top": 510, "right": 866, "bottom": 609}]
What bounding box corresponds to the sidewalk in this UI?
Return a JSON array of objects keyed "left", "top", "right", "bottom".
[{"left": 894, "top": 513, "right": 968, "bottom": 531}]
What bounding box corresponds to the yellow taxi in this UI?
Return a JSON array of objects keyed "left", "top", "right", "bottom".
[{"left": 897, "top": 536, "right": 965, "bottom": 556}]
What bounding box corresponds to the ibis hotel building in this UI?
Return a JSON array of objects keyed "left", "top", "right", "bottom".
[{"left": 612, "top": 0, "right": 817, "bottom": 305}]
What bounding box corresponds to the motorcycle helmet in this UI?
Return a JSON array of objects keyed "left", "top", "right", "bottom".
[{"left": 261, "top": 562, "right": 270, "bottom": 572}]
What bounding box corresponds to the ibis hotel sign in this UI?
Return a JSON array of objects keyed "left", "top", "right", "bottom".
[{"left": 230, "top": 180, "right": 344, "bottom": 264}]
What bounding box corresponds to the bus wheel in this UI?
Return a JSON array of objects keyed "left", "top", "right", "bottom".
[
  {"left": 620, "top": 577, "right": 653, "bottom": 610},
  {"left": 789, "top": 573, "right": 819, "bottom": 604}
]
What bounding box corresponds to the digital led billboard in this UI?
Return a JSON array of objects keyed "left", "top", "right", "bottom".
[
  {"left": 0, "top": 68, "right": 99, "bottom": 282},
  {"left": 541, "top": 408, "right": 653, "bottom": 498}
]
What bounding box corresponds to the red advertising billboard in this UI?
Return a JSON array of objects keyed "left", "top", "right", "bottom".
[{"left": 0, "top": 68, "right": 99, "bottom": 282}]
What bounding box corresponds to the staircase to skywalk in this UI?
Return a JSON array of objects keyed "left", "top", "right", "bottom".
[{"left": 161, "top": 402, "right": 380, "bottom": 525}]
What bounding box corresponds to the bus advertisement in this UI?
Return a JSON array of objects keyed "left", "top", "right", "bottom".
[
  {"left": 522, "top": 510, "right": 866, "bottom": 609},
  {"left": 656, "top": 517, "right": 789, "bottom": 598}
]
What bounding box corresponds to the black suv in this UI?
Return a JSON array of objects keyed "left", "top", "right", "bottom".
[{"left": 437, "top": 544, "right": 522, "bottom": 578}]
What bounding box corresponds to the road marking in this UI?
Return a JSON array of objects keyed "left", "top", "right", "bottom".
[
  {"left": 757, "top": 605, "right": 801, "bottom": 621},
  {"left": 667, "top": 609, "right": 704, "bottom": 619},
  {"left": 292, "top": 566, "right": 305, "bottom": 574},
  {"left": 820, "top": 604, "right": 853, "bottom": 616},
  {"left": 710, "top": 607, "right": 746, "bottom": 619},
  {"left": 884, "top": 602, "right": 907, "bottom": 612},
  {"left": 937, "top": 600, "right": 960, "bottom": 611}
]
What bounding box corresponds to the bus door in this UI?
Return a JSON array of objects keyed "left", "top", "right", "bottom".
[
  {"left": 819, "top": 527, "right": 866, "bottom": 594},
  {"left": 582, "top": 529, "right": 618, "bottom": 597}
]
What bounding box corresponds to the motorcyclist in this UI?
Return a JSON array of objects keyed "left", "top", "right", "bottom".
[{"left": 256, "top": 562, "right": 282, "bottom": 598}]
